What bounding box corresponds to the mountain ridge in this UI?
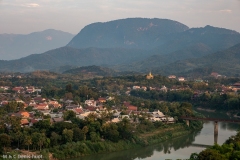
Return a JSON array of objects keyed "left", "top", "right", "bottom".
[{"left": 0, "top": 29, "right": 74, "bottom": 60}]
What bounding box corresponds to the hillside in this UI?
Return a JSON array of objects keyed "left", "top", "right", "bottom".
[
  {"left": 114, "top": 43, "right": 213, "bottom": 72},
  {"left": 63, "top": 65, "right": 117, "bottom": 77},
  {"left": 0, "top": 29, "right": 74, "bottom": 60},
  {"left": 0, "top": 47, "right": 149, "bottom": 72},
  {"left": 153, "top": 43, "right": 240, "bottom": 76},
  {"left": 67, "top": 18, "right": 189, "bottom": 49}
]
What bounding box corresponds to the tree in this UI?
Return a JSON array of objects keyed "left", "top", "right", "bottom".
[
  {"left": 50, "top": 132, "right": 61, "bottom": 146},
  {"left": 90, "top": 132, "right": 100, "bottom": 142},
  {"left": 62, "top": 129, "right": 73, "bottom": 143},
  {"left": 13, "top": 131, "right": 23, "bottom": 148},
  {"left": 102, "top": 123, "right": 119, "bottom": 142},
  {"left": 198, "top": 149, "right": 226, "bottom": 160},
  {"left": 73, "top": 128, "right": 82, "bottom": 142},
  {"left": 32, "top": 132, "right": 46, "bottom": 151},
  {"left": 179, "top": 102, "right": 193, "bottom": 116},
  {"left": 24, "top": 136, "right": 32, "bottom": 151},
  {"left": 82, "top": 126, "right": 88, "bottom": 141},
  {"left": 66, "top": 84, "right": 73, "bottom": 93},
  {"left": 0, "top": 133, "right": 11, "bottom": 153},
  {"left": 63, "top": 110, "right": 76, "bottom": 121}
]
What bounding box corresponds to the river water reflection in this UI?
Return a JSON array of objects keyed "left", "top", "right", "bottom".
[{"left": 75, "top": 111, "right": 240, "bottom": 160}]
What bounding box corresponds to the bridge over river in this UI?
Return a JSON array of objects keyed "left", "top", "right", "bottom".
[{"left": 180, "top": 116, "right": 240, "bottom": 144}]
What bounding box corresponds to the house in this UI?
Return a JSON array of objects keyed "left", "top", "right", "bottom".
[
  {"left": 29, "top": 119, "right": 39, "bottom": 127},
  {"left": 10, "top": 111, "right": 30, "bottom": 118},
  {"left": 21, "top": 119, "right": 29, "bottom": 126},
  {"left": 0, "top": 101, "right": 8, "bottom": 106},
  {"left": 34, "top": 103, "right": 49, "bottom": 110},
  {"left": 232, "top": 83, "right": 240, "bottom": 91},
  {"left": 18, "top": 111, "right": 30, "bottom": 118},
  {"left": 178, "top": 77, "right": 185, "bottom": 82},
  {"left": 48, "top": 101, "right": 62, "bottom": 108},
  {"left": 85, "top": 106, "right": 99, "bottom": 112},
  {"left": 26, "top": 89, "right": 34, "bottom": 94},
  {"left": 160, "top": 85, "right": 167, "bottom": 92},
  {"left": 33, "top": 97, "right": 46, "bottom": 103},
  {"left": 141, "top": 86, "right": 147, "bottom": 91},
  {"left": 168, "top": 75, "right": 176, "bottom": 79},
  {"left": 98, "top": 98, "right": 106, "bottom": 103},
  {"left": 127, "top": 105, "right": 138, "bottom": 111},
  {"left": 73, "top": 108, "right": 84, "bottom": 115},
  {"left": 132, "top": 86, "right": 141, "bottom": 90},
  {"left": 12, "top": 87, "right": 24, "bottom": 93},
  {"left": 66, "top": 104, "right": 81, "bottom": 110},
  {"left": 85, "top": 100, "right": 96, "bottom": 106}
]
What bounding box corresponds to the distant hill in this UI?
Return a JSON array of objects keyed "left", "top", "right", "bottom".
[
  {"left": 67, "top": 18, "right": 189, "bottom": 49},
  {"left": 67, "top": 18, "right": 240, "bottom": 54},
  {"left": 63, "top": 65, "right": 117, "bottom": 77},
  {"left": 0, "top": 47, "right": 149, "bottom": 72},
  {"left": 153, "top": 43, "right": 240, "bottom": 76},
  {"left": 114, "top": 43, "right": 213, "bottom": 72},
  {"left": 0, "top": 29, "right": 74, "bottom": 60}
]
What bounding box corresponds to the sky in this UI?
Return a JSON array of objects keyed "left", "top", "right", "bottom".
[{"left": 0, "top": 0, "right": 240, "bottom": 34}]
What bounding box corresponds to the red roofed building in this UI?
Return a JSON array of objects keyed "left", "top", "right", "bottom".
[
  {"left": 1, "top": 101, "right": 8, "bottom": 106},
  {"left": 86, "top": 106, "right": 97, "bottom": 111},
  {"left": 73, "top": 108, "right": 84, "bottom": 115},
  {"left": 12, "top": 87, "right": 24, "bottom": 93},
  {"left": 98, "top": 97, "right": 106, "bottom": 103},
  {"left": 48, "top": 101, "right": 62, "bottom": 108},
  {"left": 127, "top": 105, "right": 138, "bottom": 111},
  {"left": 21, "top": 119, "right": 29, "bottom": 126},
  {"left": 34, "top": 103, "right": 49, "bottom": 110}
]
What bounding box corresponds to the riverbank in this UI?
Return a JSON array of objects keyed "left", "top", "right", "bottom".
[{"left": 46, "top": 123, "right": 199, "bottom": 160}]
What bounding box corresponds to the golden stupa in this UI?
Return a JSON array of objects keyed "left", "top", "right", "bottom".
[{"left": 146, "top": 72, "right": 154, "bottom": 79}]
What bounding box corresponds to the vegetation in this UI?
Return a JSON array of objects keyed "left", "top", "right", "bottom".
[{"left": 190, "top": 131, "right": 240, "bottom": 160}]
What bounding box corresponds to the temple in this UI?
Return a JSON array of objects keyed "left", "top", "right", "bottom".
[{"left": 146, "top": 72, "right": 154, "bottom": 79}]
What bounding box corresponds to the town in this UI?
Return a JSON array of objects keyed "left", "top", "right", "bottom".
[{"left": 1, "top": 71, "right": 240, "bottom": 159}]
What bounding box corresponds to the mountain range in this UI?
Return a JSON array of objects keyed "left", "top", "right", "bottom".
[
  {"left": 0, "top": 29, "right": 74, "bottom": 60},
  {"left": 1, "top": 18, "right": 240, "bottom": 77}
]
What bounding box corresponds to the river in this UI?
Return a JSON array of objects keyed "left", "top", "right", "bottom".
[{"left": 74, "top": 110, "right": 240, "bottom": 160}]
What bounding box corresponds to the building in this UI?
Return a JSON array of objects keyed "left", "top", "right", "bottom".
[
  {"left": 178, "top": 77, "right": 185, "bottom": 82},
  {"left": 168, "top": 75, "right": 176, "bottom": 79},
  {"left": 146, "top": 72, "right": 154, "bottom": 79}
]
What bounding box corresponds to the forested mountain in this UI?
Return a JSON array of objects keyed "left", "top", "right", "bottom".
[
  {"left": 0, "top": 29, "right": 74, "bottom": 60},
  {"left": 67, "top": 18, "right": 240, "bottom": 54},
  {"left": 67, "top": 18, "right": 189, "bottom": 49},
  {"left": 153, "top": 43, "right": 240, "bottom": 76}
]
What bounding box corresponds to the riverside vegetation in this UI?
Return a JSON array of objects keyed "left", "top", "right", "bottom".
[{"left": 189, "top": 131, "right": 240, "bottom": 160}]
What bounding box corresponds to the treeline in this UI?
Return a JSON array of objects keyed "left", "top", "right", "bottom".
[
  {"left": 130, "top": 89, "right": 193, "bottom": 102},
  {"left": 130, "top": 89, "right": 240, "bottom": 111},
  {"left": 190, "top": 131, "right": 240, "bottom": 160}
]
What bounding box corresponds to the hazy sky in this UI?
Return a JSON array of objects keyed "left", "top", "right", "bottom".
[{"left": 1, "top": 0, "right": 240, "bottom": 34}]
